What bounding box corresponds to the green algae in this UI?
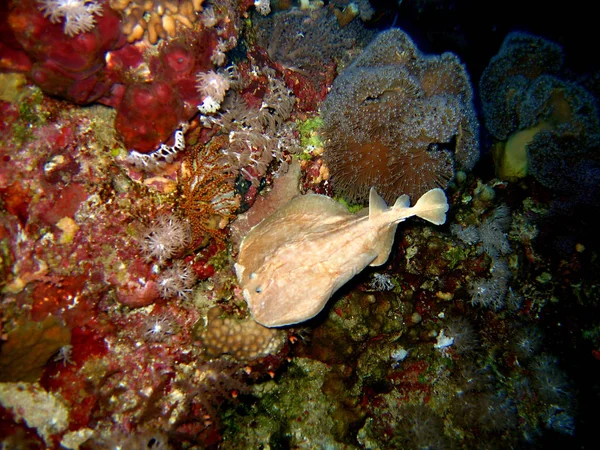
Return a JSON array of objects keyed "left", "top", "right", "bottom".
[
  {"left": 11, "top": 86, "right": 48, "bottom": 144},
  {"left": 443, "top": 245, "right": 469, "bottom": 270},
  {"left": 297, "top": 116, "right": 324, "bottom": 148}
]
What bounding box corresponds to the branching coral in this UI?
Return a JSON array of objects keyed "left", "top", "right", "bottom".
[
  {"left": 321, "top": 28, "right": 479, "bottom": 203},
  {"left": 110, "top": 0, "right": 205, "bottom": 44}
]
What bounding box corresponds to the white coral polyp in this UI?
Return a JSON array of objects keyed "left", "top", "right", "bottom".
[
  {"left": 198, "top": 96, "right": 222, "bottom": 114},
  {"left": 37, "top": 0, "right": 103, "bottom": 36},
  {"left": 196, "top": 70, "right": 230, "bottom": 103}
]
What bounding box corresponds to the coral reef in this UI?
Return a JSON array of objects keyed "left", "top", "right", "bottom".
[
  {"left": 199, "top": 65, "right": 301, "bottom": 187},
  {"left": 322, "top": 27, "right": 480, "bottom": 203},
  {"left": 1, "top": 3, "right": 599, "bottom": 449},
  {"left": 252, "top": 6, "right": 373, "bottom": 110}
]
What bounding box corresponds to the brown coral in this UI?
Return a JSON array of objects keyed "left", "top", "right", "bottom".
[
  {"left": 321, "top": 28, "right": 479, "bottom": 204},
  {"left": 199, "top": 307, "right": 285, "bottom": 361},
  {"left": 110, "top": 0, "right": 204, "bottom": 44},
  {"left": 0, "top": 316, "right": 71, "bottom": 382}
]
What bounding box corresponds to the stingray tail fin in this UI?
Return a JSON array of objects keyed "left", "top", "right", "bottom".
[{"left": 412, "top": 188, "right": 449, "bottom": 225}]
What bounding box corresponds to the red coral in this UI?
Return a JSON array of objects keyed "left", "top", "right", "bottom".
[
  {"left": 115, "top": 81, "right": 184, "bottom": 153},
  {"left": 0, "top": 182, "right": 31, "bottom": 226},
  {"left": 7, "top": 0, "right": 124, "bottom": 104},
  {"left": 41, "top": 327, "right": 108, "bottom": 429},
  {"left": 35, "top": 182, "right": 88, "bottom": 226}
]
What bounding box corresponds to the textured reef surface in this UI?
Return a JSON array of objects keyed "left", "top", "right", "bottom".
[{"left": 1, "top": 1, "right": 599, "bottom": 449}]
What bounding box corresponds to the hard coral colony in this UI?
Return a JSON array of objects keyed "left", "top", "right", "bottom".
[{"left": 0, "top": 1, "right": 598, "bottom": 449}]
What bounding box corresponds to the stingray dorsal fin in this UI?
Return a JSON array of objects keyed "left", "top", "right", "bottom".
[
  {"left": 393, "top": 194, "right": 410, "bottom": 209},
  {"left": 369, "top": 187, "right": 388, "bottom": 220}
]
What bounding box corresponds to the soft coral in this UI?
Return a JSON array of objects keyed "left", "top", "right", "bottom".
[{"left": 37, "top": 0, "right": 104, "bottom": 36}]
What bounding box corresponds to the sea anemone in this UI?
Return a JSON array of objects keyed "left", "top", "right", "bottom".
[
  {"left": 530, "top": 355, "right": 573, "bottom": 404},
  {"left": 512, "top": 325, "right": 543, "bottom": 360},
  {"left": 443, "top": 317, "right": 479, "bottom": 354},
  {"left": 468, "top": 259, "right": 511, "bottom": 309},
  {"left": 321, "top": 28, "right": 479, "bottom": 203},
  {"left": 156, "top": 260, "right": 197, "bottom": 299},
  {"left": 143, "top": 312, "right": 178, "bottom": 342},
  {"left": 140, "top": 214, "right": 192, "bottom": 265}
]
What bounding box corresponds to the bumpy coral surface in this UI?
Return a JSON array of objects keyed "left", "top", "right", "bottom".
[
  {"left": 322, "top": 28, "right": 480, "bottom": 203},
  {"left": 4, "top": 0, "right": 244, "bottom": 158},
  {"left": 200, "top": 307, "right": 286, "bottom": 360},
  {"left": 8, "top": 0, "right": 124, "bottom": 104},
  {"left": 110, "top": 0, "right": 205, "bottom": 44}
]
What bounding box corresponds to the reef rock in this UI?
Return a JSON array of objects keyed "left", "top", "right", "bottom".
[{"left": 235, "top": 188, "right": 449, "bottom": 327}]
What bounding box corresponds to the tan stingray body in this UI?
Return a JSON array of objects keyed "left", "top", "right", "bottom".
[{"left": 235, "top": 188, "right": 448, "bottom": 327}]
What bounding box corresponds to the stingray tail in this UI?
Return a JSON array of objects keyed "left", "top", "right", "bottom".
[{"left": 412, "top": 188, "right": 449, "bottom": 225}]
